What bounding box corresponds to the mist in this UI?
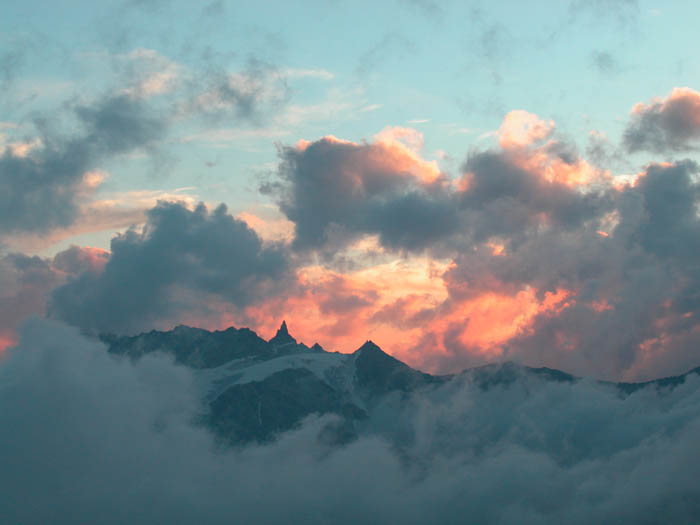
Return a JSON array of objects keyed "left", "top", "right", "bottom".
[{"left": 1, "top": 319, "right": 699, "bottom": 524}]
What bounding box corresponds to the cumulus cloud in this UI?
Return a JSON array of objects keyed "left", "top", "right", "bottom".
[
  {"left": 251, "top": 116, "right": 695, "bottom": 380},
  {"left": 424, "top": 160, "right": 700, "bottom": 381},
  {"left": 624, "top": 87, "right": 700, "bottom": 153},
  {"left": 459, "top": 149, "right": 611, "bottom": 242},
  {"left": 50, "top": 201, "right": 292, "bottom": 335},
  {"left": 263, "top": 112, "right": 700, "bottom": 381},
  {"left": 267, "top": 117, "right": 611, "bottom": 260},
  {"left": 267, "top": 131, "right": 457, "bottom": 254},
  {"left": 1, "top": 318, "right": 700, "bottom": 523}
]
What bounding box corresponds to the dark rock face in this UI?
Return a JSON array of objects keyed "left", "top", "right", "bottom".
[
  {"left": 615, "top": 366, "right": 700, "bottom": 394},
  {"left": 353, "top": 340, "right": 443, "bottom": 396},
  {"left": 207, "top": 368, "right": 365, "bottom": 444},
  {"left": 269, "top": 320, "right": 296, "bottom": 347},
  {"left": 101, "top": 321, "right": 324, "bottom": 369},
  {"left": 101, "top": 325, "right": 273, "bottom": 369},
  {"left": 466, "top": 362, "right": 576, "bottom": 390}
]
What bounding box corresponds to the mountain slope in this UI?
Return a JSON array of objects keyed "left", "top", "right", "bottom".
[{"left": 100, "top": 322, "right": 700, "bottom": 446}]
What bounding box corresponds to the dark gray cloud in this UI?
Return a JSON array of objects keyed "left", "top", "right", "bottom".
[
  {"left": 430, "top": 160, "right": 700, "bottom": 380},
  {"left": 268, "top": 130, "right": 700, "bottom": 380},
  {"left": 1, "top": 42, "right": 292, "bottom": 239},
  {"left": 0, "top": 254, "right": 63, "bottom": 347},
  {"left": 50, "top": 201, "right": 292, "bottom": 335},
  {"left": 2, "top": 318, "right": 700, "bottom": 523},
  {"left": 0, "top": 94, "right": 166, "bottom": 236},
  {"left": 0, "top": 246, "right": 108, "bottom": 348},
  {"left": 632, "top": 160, "right": 700, "bottom": 260},
  {"left": 460, "top": 150, "right": 613, "bottom": 242},
  {"left": 623, "top": 88, "right": 700, "bottom": 153},
  {"left": 270, "top": 136, "right": 459, "bottom": 254},
  {"left": 270, "top": 136, "right": 611, "bottom": 256}
]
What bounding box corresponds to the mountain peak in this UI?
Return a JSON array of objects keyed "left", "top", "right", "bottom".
[
  {"left": 353, "top": 340, "right": 438, "bottom": 395},
  {"left": 356, "top": 340, "right": 382, "bottom": 354},
  {"left": 269, "top": 320, "right": 296, "bottom": 346},
  {"left": 278, "top": 320, "right": 289, "bottom": 335}
]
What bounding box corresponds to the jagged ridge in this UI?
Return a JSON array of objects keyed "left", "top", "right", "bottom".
[{"left": 100, "top": 322, "right": 700, "bottom": 446}]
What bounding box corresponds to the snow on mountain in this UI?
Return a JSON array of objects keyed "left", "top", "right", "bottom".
[{"left": 100, "top": 321, "right": 700, "bottom": 447}]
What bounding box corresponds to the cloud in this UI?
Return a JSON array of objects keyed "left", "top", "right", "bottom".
[
  {"left": 623, "top": 87, "right": 700, "bottom": 153},
  {"left": 0, "top": 93, "right": 167, "bottom": 236},
  {"left": 119, "top": 48, "right": 181, "bottom": 98},
  {"left": 459, "top": 149, "right": 611, "bottom": 243},
  {"left": 179, "top": 58, "right": 290, "bottom": 124},
  {"left": 497, "top": 110, "right": 555, "bottom": 149},
  {"left": 49, "top": 201, "right": 292, "bottom": 335},
  {"left": 262, "top": 115, "right": 700, "bottom": 381},
  {"left": 1, "top": 318, "right": 700, "bottom": 523},
  {"left": 0, "top": 246, "right": 107, "bottom": 351},
  {"left": 424, "top": 159, "right": 700, "bottom": 381},
  {"left": 267, "top": 131, "right": 457, "bottom": 254},
  {"left": 0, "top": 255, "right": 63, "bottom": 351},
  {"left": 268, "top": 116, "right": 609, "bottom": 258}
]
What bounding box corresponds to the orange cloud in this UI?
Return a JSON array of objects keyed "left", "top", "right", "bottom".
[
  {"left": 494, "top": 111, "right": 608, "bottom": 188},
  {"left": 631, "top": 87, "right": 700, "bottom": 124},
  {"left": 236, "top": 211, "right": 295, "bottom": 243},
  {"left": 200, "top": 251, "right": 576, "bottom": 375},
  {"left": 0, "top": 335, "right": 14, "bottom": 355},
  {"left": 498, "top": 110, "right": 554, "bottom": 149}
]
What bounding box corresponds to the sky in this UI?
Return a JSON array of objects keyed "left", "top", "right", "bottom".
[{"left": 2, "top": 0, "right": 700, "bottom": 381}]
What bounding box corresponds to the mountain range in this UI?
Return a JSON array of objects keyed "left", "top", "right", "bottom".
[{"left": 100, "top": 321, "right": 700, "bottom": 447}]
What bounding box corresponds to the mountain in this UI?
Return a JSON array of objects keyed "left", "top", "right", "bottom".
[
  {"left": 100, "top": 320, "right": 321, "bottom": 369},
  {"left": 100, "top": 322, "right": 700, "bottom": 447}
]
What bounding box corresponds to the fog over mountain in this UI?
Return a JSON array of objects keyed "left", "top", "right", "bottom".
[{"left": 2, "top": 318, "right": 699, "bottom": 524}]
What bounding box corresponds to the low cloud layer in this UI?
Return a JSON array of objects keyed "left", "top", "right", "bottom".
[{"left": 1, "top": 319, "right": 699, "bottom": 524}]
